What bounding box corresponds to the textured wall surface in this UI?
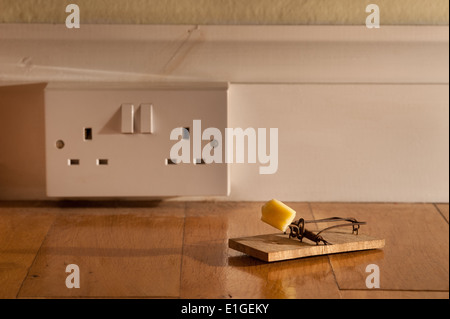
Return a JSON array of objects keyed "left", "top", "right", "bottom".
[{"left": 0, "top": 0, "right": 448, "bottom": 25}]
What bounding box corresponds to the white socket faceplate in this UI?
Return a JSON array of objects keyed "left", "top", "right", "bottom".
[{"left": 45, "top": 84, "right": 229, "bottom": 198}]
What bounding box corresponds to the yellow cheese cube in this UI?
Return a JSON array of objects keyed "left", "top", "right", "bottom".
[{"left": 261, "top": 199, "right": 296, "bottom": 232}]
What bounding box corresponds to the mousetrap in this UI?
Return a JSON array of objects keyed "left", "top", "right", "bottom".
[{"left": 228, "top": 200, "right": 385, "bottom": 262}]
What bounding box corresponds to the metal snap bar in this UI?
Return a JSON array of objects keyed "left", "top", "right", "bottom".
[{"left": 286, "top": 217, "right": 366, "bottom": 245}]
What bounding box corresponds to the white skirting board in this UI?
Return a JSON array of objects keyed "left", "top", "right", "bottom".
[
  {"left": 0, "top": 25, "right": 448, "bottom": 201},
  {"left": 0, "top": 24, "right": 448, "bottom": 84},
  {"left": 228, "top": 84, "right": 449, "bottom": 202}
]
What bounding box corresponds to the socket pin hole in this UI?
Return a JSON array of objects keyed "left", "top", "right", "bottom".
[
  {"left": 56, "top": 140, "right": 65, "bottom": 149},
  {"left": 166, "top": 159, "right": 179, "bottom": 165},
  {"left": 68, "top": 159, "right": 80, "bottom": 166},
  {"left": 97, "top": 159, "right": 108, "bottom": 165},
  {"left": 210, "top": 139, "right": 219, "bottom": 148},
  {"left": 182, "top": 127, "right": 190, "bottom": 140},
  {"left": 194, "top": 159, "right": 206, "bottom": 165},
  {"left": 84, "top": 128, "right": 92, "bottom": 140}
]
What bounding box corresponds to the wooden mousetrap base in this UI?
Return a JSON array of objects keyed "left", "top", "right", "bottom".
[{"left": 229, "top": 231, "right": 385, "bottom": 262}]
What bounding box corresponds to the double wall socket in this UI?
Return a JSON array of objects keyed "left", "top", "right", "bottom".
[{"left": 45, "top": 83, "right": 229, "bottom": 198}]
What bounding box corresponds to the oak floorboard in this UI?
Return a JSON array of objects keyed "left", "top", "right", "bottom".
[
  {"left": 310, "top": 203, "right": 449, "bottom": 291},
  {"left": 17, "top": 202, "right": 185, "bottom": 298},
  {"left": 0, "top": 203, "right": 56, "bottom": 298},
  {"left": 3, "top": 201, "right": 448, "bottom": 299},
  {"left": 435, "top": 203, "right": 449, "bottom": 223}
]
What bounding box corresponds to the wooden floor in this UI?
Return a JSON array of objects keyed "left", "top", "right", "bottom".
[{"left": 0, "top": 201, "right": 448, "bottom": 299}]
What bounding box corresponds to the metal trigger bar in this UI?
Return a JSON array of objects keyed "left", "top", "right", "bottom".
[{"left": 286, "top": 217, "right": 367, "bottom": 245}]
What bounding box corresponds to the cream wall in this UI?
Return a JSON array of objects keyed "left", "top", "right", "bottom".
[{"left": 0, "top": 0, "right": 448, "bottom": 25}]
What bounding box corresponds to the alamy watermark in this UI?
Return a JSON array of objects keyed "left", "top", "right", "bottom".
[
  {"left": 65, "top": 4, "right": 80, "bottom": 29},
  {"left": 365, "top": 264, "right": 380, "bottom": 288},
  {"left": 366, "top": 4, "right": 381, "bottom": 29},
  {"left": 66, "top": 3, "right": 380, "bottom": 29},
  {"left": 169, "top": 120, "right": 279, "bottom": 175},
  {"left": 65, "top": 264, "right": 80, "bottom": 289}
]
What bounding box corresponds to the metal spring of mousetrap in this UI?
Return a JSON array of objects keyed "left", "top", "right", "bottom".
[{"left": 286, "top": 217, "right": 366, "bottom": 245}]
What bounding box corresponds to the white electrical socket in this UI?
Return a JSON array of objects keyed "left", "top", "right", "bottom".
[{"left": 45, "top": 83, "right": 229, "bottom": 198}]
